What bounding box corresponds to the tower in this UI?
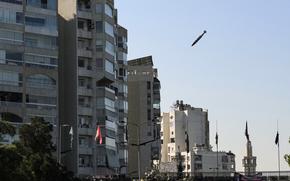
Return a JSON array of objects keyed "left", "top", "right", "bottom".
[{"left": 242, "top": 139, "right": 257, "bottom": 176}]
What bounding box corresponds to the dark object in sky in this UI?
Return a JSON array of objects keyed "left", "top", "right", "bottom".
[
  {"left": 245, "top": 122, "right": 249, "bottom": 141},
  {"left": 215, "top": 132, "right": 218, "bottom": 145},
  {"left": 275, "top": 131, "right": 279, "bottom": 145},
  {"left": 191, "top": 30, "right": 207, "bottom": 47}
]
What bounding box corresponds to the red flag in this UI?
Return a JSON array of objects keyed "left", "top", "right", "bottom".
[{"left": 95, "top": 126, "right": 102, "bottom": 144}]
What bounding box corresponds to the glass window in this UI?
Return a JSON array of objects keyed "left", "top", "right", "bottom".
[
  {"left": 105, "top": 22, "right": 114, "bottom": 37},
  {"left": 0, "top": 8, "right": 23, "bottom": 24},
  {"left": 0, "top": 70, "right": 20, "bottom": 86},
  {"left": 105, "top": 60, "right": 114, "bottom": 74},
  {"left": 24, "top": 34, "right": 57, "bottom": 49},
  {"left": 0, "top": 29, "right": 23, "bottom": 43},
  {"left": 95, "top": 4, "right": 102, "bottom": 13},
  {"left": 104, "top": 4, "right": 113, "bottom": 17},
  {"left": 25, "top": 16, "right": 45, "bottom": 26},
  {"left": 24, "top": 54, "right": 57, "bottom": 68},
  {"left": 26, "top": 0, "right": 56, "bottom": 10},
  {"left": 105, "top": 41, "right": 115, "bottom": 56},
  {"left": 26, "top": 74, "right": 56, "bottom": 89},
  {"left": 95, "top": 21, "right": 102, "bottom": 33}
]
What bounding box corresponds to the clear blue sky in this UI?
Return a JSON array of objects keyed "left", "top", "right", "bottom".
[{"left": 115, "top": 0, "right": 290, "bottom": 171}]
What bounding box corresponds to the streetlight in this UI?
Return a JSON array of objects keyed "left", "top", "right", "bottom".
[
  {"left": 128, "top": 120, "right": 160, "bottom": 181},
  {"left": 55, "top": 123, "right": 72, "bottom": 164}
]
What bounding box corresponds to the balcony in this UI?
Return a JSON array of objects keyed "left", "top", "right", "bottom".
[
  {"left": 77, "top": 29, "right": 92, "bottom": 39},
  {"left": 25, "top": 26, "right": 58, "bottom": 37},
  {"left": 78, "top": 167, "right": 93, "bottom": 176},
  {"left": 0, "top": 0, "right": 22, "bottom": 5},
  {"left": 96, "top": 87, "right": 115, "bottom": 99},
  {"left": 79, "top": 146, "right": 93, "bottom": 155},
  {"left": 78, "top": 106, "right": 92, "bottom": 116},
  {"left": 77, "top": 49, "right": 92, "bottom": 58},
  {"left": 77, "top": 86, "right": 92, "bottom": 96},
  {"left": 78, "top": 67, "right": 93, "bottom": 77},
  {"left": 26, "top": 103, "right": 57, "bottom": 116},
  {"left": 78, "top": 127, "right": 94, "bottom": 136}
]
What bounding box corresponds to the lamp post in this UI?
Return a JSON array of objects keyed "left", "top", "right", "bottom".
[
  {"left": 128, "top": 120, "right": 160, "bottom": 181},
  {"left": 55, "top": 123, "right": 72, "bottom": 164}
]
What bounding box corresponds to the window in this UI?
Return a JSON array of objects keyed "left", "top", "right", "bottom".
[
  {"left": 147, "top": 81, "right": 151, "bottom": 89},
  {"left": 194, "top": 163, "right": 202, "bottom": 170},
  {"left": 95, "top": 4, "right": 102, "bottom": 13},
  {"left": 170, "top": 138, "right": 175, "bottom": 143},
  {"left": 104, "top": 4, "right": 113, "bottom": 17},
  {"left": 147, "top": 109, "right": 151, "bottom": 120},
  {"left": 222, "top": 156, "right": 228, "bottom": 163},
  {"left": 78, "top": 20, "right": 84, "bottom": 29},
  {"left": 95, "top": 21, "right": 102, "bottom": 33},
  {"left": 96, "top": 59, "right": 103, "bottom": 68},
  {"left": 105, "top": 60, "right": 114, "bottom": 74},
  {"left": 0, "top": 8, "right": 23, "bottom": 24},
  {"left": 105, "top": 41, "right": 115, "bottom": 56},
  {"left": 0, "top": 70, "right": 20, "bottom": 86},
  {"left": 24, "top": 54, "right": 57, "bottom": 68},
  {"left": 0, "top": 29, "right": 23, "bottom": 43},
  {"left": 26, "top": 74, "right": 56, "bottom": 89},
  {"left": 105, "top": 22, "right": 114, "bottom": 37},
  {"left": 25, "top": 16, "right": 45, "bottom": 26}
]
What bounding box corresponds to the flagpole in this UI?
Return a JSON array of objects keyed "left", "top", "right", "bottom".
[
  {"left": 216, "top": 120, "right": 218, "bottom": 178},
  {"left": 277, "top": 120, "right": 281, "bottom": 181}
]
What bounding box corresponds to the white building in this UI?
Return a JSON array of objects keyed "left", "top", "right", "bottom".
[
  {"left": 191, "top": 146, "right": 235, "bottom": 177},
  {"left": 161, "top": 100, "right": 209, "bottom": 163},
  {"left": 160, "top": 100, "right": 235, "bottom": 177}
]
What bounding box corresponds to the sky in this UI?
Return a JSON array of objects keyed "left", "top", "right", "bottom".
[{"left": 115, "top": 0, "right": 290, "bottom": 171}]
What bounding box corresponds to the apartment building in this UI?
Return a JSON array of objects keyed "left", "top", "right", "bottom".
[
  {"left": 0, "top": 0, "right": 59, "bottom": 145},
  {"left": 160, "top": 101, "right": 235, "bottom": 176},
  {"left": 161, "top": 100, "right": 210, "bottom": 164},
  {"left": 127, "top": 56, "right": 161, "bottom": 178},
  {"left": 58, "top": 0, "right": 128, "bottom": 177}
]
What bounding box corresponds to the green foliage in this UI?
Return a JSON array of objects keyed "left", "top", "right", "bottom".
[
  {"left": 0, "top": 117, "right": 77, "bottom": 181},
  {"left": 285, "top": 137, "right": 290, "bottom": 167},
  {"left": 0, "top": 120, "right": 16, "bottom": 136}
]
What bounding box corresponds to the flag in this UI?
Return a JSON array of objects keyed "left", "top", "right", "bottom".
[
  {"left": 215, "top": 132, "right": 218, "bottom": 145},
  {"left": 245, "top": 122, "right": 249, "bottom": 141},
  {"left": 185, "top": 133, "right": 189, "bottom": 153},
  {"left": 95, "top": 125, "right": 102, "bottom": 144},
  {"left": 275, "top": 131, "right": 279, "bottom": 145}
]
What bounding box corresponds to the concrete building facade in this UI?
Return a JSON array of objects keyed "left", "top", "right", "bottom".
[
  {"left": 127, "top": 56, "right": 161, "bottom": 178},
  {"left": 0, "top": 0, "right": 59, "bottom": 145},
  {"left": 160, "top": 101, "right": 235, "bottom": 176},
  {"left": 58, "top": 0, "right": 128, "bottom": 177},
  {"left": 161, "top": 100, "right": 210, "bottom": 164}
]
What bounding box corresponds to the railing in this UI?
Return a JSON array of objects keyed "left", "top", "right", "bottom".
[{"left": 0, "top": 0, "right": 22, "bottom": 5}]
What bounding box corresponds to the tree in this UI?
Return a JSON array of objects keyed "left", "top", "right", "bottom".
[
  {"left": 285, "top": 137, "right": 290, "bottom": 167},
  {"left": 0, "top": 120, "right": 16, "bottom": 140},
  {"left": 0, "top": 117, "right": 78, "bottom": 181}
]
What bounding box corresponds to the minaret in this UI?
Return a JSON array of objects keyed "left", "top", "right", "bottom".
[{"left": 242, "top": 122, "right": 257, "bottom": 176}]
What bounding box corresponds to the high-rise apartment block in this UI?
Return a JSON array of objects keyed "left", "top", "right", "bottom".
[
  {"left": 127, "top": 56, "right": 161, "bottom": 177},
  {"left": 0, "top": 0, "right": 59, "bottom": 144},
  {"left": 0, "top": 0, "right": 128, "bottom": 178},
  {"left": 58, "top": 0, "right": 128, "bottom": 177}
]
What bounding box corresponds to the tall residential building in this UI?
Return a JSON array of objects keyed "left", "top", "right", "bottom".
[
  {"left": 0, "top": 0, "right": 59, "bottom": 145},
  {"left": 161, "top": 100, "right": 210, "bottom": 164},
  {"left": 127, "top": 56, "right": 161, "bottom": 178},
  {"left": 160, "top": 101, "right": 235, "bottom": 176},
  {"left": 59, "top": 0, "right": 128, "bottom": 177}
]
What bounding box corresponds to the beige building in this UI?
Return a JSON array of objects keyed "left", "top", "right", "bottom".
[
  {"left": 59, "top": 0, "right": 128, "bottom": 177},
  {"left": 127, "top": 56, "right": 161, "bottom": 178}
]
